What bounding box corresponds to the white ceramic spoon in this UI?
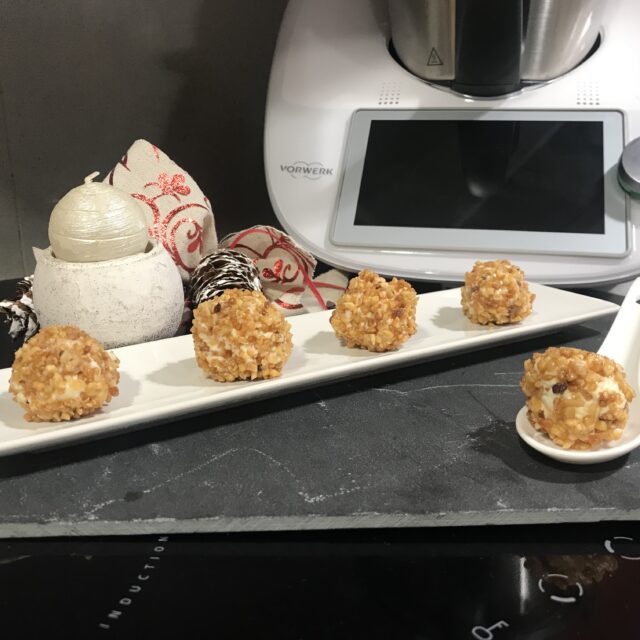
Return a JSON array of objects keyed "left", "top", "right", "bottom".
[{"left": 516, "top": 277, "right": 640, "bottom": 464}]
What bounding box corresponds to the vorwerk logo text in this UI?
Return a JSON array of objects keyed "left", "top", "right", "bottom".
[{"left": 280, "top": 161, "right": 333, "bottom": 180}]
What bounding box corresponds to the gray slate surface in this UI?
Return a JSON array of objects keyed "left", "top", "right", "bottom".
[{"left": 1, "top": 312, "right": 638, "bottom": 538}]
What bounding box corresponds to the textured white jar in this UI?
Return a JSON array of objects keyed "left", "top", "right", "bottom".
[{"left": 33, "top": 240, "right": 184, "bottom": 348}]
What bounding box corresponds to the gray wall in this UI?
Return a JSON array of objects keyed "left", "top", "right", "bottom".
[{"left": 0, "top": 0, "right": 288, "bottom": 280}]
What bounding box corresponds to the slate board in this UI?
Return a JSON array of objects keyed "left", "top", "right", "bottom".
[{"left": 1, "top": 305, "right": 639, "bottom": 538}]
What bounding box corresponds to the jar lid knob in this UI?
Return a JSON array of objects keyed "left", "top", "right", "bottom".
[{"left": 83, "top": 171, "right": 100, "bottom": 185}]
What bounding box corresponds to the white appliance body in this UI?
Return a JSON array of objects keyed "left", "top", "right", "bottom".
[{"left": 264, "top": 0, "right": 640, "bottom": 285}]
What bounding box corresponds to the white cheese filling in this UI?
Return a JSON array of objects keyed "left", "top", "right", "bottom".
[
  {"left": 52, "top": 377, "right": 85, "bottom": 401},
  {"left": 540, "top": 377, "right": 626, "bottom": 419}
]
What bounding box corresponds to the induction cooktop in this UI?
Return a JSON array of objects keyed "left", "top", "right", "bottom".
[{"left": 1, "top": 523, "right": 639, "bottom": 639}]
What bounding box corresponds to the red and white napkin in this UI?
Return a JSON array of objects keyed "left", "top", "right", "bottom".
[
  {"left": 221, "top": 226, "right": 348, "bottom": 315},
  {"left": 106, "top": 139, "right": 218, "bottom": 282}
]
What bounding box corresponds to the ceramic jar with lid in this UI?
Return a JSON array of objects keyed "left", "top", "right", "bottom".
[{"left": 33, "top": 172, "right": 184, "bottom": 348}]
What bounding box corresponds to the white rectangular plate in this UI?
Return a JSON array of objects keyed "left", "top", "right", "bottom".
[{"left": 0, "top": 284, "right": 618, "bottom": 456}]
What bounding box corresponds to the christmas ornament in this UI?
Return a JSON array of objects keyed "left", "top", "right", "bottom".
[
  {"left": 0, "top": 276, "right": 39, "bottom": 343},
  {"left": 189, "top": 248, "right": 262, "bottom": 308}
]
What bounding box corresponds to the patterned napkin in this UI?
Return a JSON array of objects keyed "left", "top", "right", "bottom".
[
  {"left": 220, "top": 226, "right": 348, "bottom": 315},
  {"left": 105, "top": 139, "right": 218, "bottom": 282}
]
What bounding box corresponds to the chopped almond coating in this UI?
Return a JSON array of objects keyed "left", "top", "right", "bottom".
[
  {"left": 461, "top": 260, "right": 534, "bottom": 325},
  {"left": 330, "top": 270, "right": 417, "bottom": 352},
  {"left": 192, "top": 289, "right": 292, "bottom": 382},
  {"left": 521, "top": 346, "right": 635, "bottom": 450},
  {"left": 9, "top": 325, "right": 119, "bottom": 422}
]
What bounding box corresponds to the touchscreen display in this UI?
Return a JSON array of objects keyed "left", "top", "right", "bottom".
[{"left": 354, "top": 120, "right": 605, "bottom": 234}]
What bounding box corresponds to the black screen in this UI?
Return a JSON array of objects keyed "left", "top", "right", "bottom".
[{"left": 354, "top": 120, "right": 605, "bottom": 234}]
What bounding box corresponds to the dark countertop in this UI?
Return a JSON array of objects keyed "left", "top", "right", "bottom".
[{"left": 1, "top": 278, "right": 638, "bottom": 538}]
